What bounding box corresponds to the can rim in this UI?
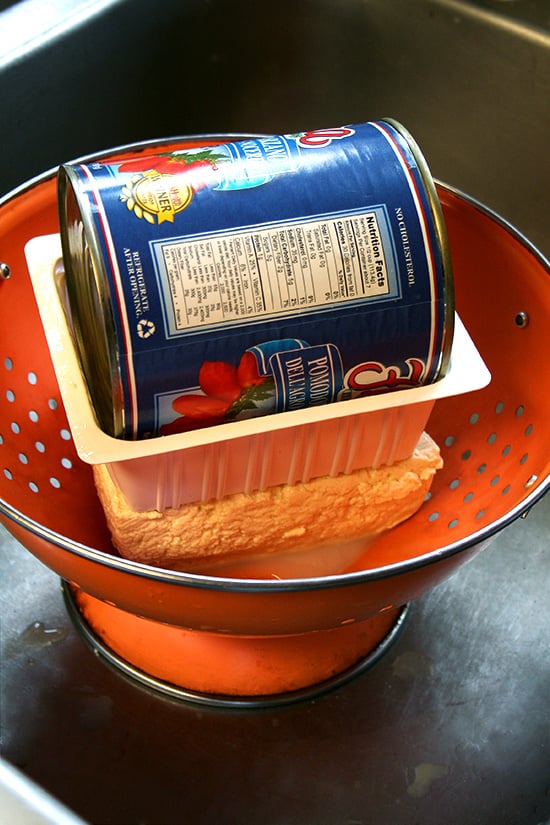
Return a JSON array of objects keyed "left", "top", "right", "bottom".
[
  {"left": 382, "top": 118, "right": 455, "bottom": 379},
  {"left": 57, "top": 165, "right": 124, "bottom": 436}
]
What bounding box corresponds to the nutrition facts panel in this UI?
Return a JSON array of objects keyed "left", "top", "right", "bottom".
[{"left": 152, "top": 208, "right": 397, "bottom": 336}]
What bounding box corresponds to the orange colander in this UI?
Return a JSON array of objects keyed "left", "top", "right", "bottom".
[{"left": 0, "top": 138, "right": 548, "bottom": 707}]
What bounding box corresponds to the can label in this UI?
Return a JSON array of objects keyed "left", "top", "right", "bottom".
[{"left": 61, "top": 121, "right": 452, "bottom": 438}]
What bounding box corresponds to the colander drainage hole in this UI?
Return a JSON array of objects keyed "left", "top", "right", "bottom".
[
  {"left": 27, "top": 372, "right": 37, "bottom": 385},
  {"left": 4, "top": 358, "right": 13, "bottom": 370}
]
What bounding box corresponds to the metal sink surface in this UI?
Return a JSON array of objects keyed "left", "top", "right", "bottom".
[{"left": 1, "top": 1, "right": 549, "bottom": 824}]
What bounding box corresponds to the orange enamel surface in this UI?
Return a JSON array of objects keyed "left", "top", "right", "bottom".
[{"left": 74, "top": 589, "right": 401, "bottom": 696}]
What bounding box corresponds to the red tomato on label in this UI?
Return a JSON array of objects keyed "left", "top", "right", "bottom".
[{"left": 199, "top": 361, "right": 241, "bottom": 402}]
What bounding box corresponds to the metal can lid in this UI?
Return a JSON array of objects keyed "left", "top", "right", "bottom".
[{"left": 57, "top": 165, "right": 125, "bottom": 437}]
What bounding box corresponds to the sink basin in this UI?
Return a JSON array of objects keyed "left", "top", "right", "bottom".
[
  {"left": 1, "top": 0, "right": 549, "bottom": 255},
  {"left": 0, "top": 3, "right": 548, "bottom": 824}
]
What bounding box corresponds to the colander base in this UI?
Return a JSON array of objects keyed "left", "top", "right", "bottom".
[{"left": 62, "top": 582, "right": 409, "bottom": 708}]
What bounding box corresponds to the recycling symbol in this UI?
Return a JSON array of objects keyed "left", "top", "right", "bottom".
[{"left": 137, "top": 319, "right": 156, "bottom": 339}]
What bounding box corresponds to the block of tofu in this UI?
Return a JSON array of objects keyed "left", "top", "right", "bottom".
[{"left": 93, "top": 432, "right": 442, "bottom": 574}]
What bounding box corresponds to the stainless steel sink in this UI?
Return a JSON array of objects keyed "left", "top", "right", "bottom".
[
  {"left": 1, "top": 0, "right": 549, "bottom": 254},
  {"left": 1, "top": 3, "right": 549, "bottom": 824}
]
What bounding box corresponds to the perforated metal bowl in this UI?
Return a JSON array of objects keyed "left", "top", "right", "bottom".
[{"left": 0, "top": 138, "right": 548, "bottom": 706}]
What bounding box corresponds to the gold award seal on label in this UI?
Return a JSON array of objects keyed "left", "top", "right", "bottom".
[{"left": 121, "top": 170, "right": 193, "bottom": 224}]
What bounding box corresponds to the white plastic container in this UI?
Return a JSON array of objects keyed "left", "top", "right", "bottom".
[{"left": 26, "top": 234, "right": 490, "bottom": 512}]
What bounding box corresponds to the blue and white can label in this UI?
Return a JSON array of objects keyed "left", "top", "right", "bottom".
[{"left": 58, "top": 120, "right": 454, "bottom": 438}]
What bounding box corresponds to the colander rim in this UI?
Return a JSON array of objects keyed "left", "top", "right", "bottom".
[
  {"left": 1, "top": 480, "right": 547, "bottom": 593},
  {"left": 1, "top": 141, "right": 549, "bottom": 593}
]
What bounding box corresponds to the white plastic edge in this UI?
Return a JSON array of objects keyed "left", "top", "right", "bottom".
[{"left": 25, "top": 233, "right": 491, "bottom": 465}]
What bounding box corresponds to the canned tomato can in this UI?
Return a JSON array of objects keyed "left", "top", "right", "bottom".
[{"left": 57, "top": 120, "right": 454, "bottom": 439}]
